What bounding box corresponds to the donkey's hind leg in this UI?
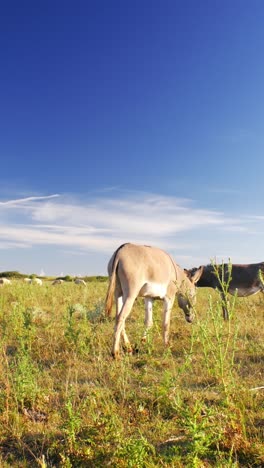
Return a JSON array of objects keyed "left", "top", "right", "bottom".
[
  {"left": 115, "top": 295, "right": 133, "bottom": 354},
  {"left": 112, "top": 296, "right": 136, "bottom": 358}
]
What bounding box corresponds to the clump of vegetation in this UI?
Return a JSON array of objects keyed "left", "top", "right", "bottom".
[
  {"left": 53, "top": 275, "right": 73, "bottom": 282},
  {"left": 0, "top": 271, "right": 29, "bottom": 279},
  {"left": 0, "top": 273, "right": 263, "bottom": 467}
]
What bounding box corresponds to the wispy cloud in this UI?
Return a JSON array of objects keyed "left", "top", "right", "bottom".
[
  {"left": 245, "top": 215, "right": 264, "bottom": 221},
  {"left": 0, "top": 241, "right": 30, "bottom": 249},
  {"left": 0, "top": 194, "right": 60, "bottom": 206},
  {"left": 0, "top": 190, "right": 252, "bottom": 258}
]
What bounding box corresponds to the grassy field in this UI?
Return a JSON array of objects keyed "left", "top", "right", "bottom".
[{"left": 0, "top": 279, "right": 263, "bottom": 467}]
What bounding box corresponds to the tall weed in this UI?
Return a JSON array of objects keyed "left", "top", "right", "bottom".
[{"left": 193, "top": 262, "right": 239, "bottom": 393}]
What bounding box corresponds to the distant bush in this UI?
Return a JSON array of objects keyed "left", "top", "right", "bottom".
[
  {"left": 83, "top": 276, "right": 108, "bottom": 282},
  {"left": 64, "top": 275, "right": 73, "bottom": 282},
  {"left": 0, "top": 271, "right": 28, "bottom": 279},
  {"left": 55, "top": 275, "right": 73, "bottom": 282}
]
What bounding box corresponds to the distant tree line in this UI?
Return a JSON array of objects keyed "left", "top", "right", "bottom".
[
  {"left": 55, "top": 275, "right": 108, "bottom": 282},
  {"left": 0, "top": 271, "right": 108, "bottom": 282}
]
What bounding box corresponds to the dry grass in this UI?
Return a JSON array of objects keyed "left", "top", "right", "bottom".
[{"left": 0, "top": 280, "right": 263, "bottom": 467}]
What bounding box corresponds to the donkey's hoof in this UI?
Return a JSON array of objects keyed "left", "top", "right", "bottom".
[{"left": 111, "top": 351, "right": 120, "bottom": 360}]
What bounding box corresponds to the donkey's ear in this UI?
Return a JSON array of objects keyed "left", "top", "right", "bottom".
[
  {"left": 184, "top": 268, "right": 193, "bottom": 279},
  {"left": 190, "top": 266, "right": 203, "bottom": 284}
]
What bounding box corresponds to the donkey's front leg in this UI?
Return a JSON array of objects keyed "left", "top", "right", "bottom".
[
  {"left": 162, "top": 297, "right": 173, "bottom": 346},
  {"left": 142, "top": 297, "right": 153, "bottom": 342}
]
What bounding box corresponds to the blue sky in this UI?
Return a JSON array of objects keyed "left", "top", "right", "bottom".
[{"left": 1, "top": 1, "right": 264, "bottom": 276}]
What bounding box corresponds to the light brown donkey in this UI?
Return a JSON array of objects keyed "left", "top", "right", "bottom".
[{"left": 105, "top": 243, "right": 203, "bottom": 358}]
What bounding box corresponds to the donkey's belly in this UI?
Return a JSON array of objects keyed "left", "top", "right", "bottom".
[
  {"left": 230, "top": 286, "right": 262, "bottom": 297},
  {"left": 139, "top": 282, "right": 167, "bottom": 299}
]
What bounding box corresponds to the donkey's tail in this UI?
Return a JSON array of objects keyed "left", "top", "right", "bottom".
[
  {"left": 105, "top": 243, "right": 129, "bottom": 316},
  {"left": 105, "top": 256, "right": 119, "bottom": 316}
]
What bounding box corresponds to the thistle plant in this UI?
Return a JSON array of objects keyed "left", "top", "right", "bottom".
[{"left": 193, "top": 261, "right": 239, "bottom": 394}]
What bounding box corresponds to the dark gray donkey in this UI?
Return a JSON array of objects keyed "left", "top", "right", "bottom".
[{"left": 187, "top": 262, "right": 264, "bottom": 320}]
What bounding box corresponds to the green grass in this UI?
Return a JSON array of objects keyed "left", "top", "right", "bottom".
[{"left": 0, "top": 280, "right": 263, "bottom": 467}]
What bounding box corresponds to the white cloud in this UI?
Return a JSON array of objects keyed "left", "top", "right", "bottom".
[
  {"left": 221, "top": 225, "right": 249, "bottom": 233},
  {"left": 0, "top": 190, "right": 251, "bottom": 259}
]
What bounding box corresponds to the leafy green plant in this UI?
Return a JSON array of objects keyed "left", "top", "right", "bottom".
[
  {"left": 62, "top": 391, "right": 83, "bottom": 453},
  {"left": 64, "top": 305, "right": 81, "bottom": 347},
  {"left": 86, "top": 299, "right": 105, "bottom": 322},
  {"left": 174, "top": 398, "right": 222, "bottom": 467},
  {"left": 115, "top": 435, "right": 155, "bottom": 468},
  {"left": 10, "top": 348, "right": 40, "bottom": 409}
]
